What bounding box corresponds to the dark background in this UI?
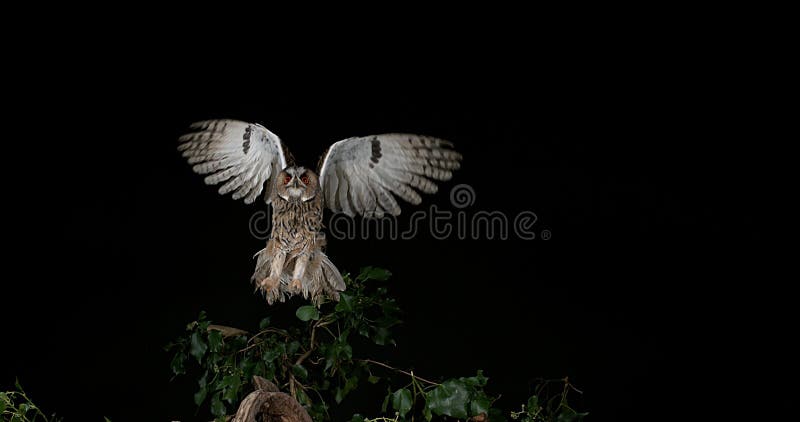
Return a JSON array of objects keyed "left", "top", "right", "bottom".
[{"left": 2, "top": 47, "right": 783, "bottom": 421}]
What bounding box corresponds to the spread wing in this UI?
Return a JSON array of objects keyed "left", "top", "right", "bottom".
[
  {"left": 318, "top": 134, "right": 462, "bottom": 217},
  {"left": 178, "top": 119, "right": 288, "bottom": 204}
]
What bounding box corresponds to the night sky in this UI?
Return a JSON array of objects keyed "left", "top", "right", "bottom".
[{"left": 2, "top": 59, "right": 782, "bottom": 421}]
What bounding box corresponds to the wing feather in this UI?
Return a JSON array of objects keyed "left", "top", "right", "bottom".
[
  {"left": 319, "top": 134, "right": 461, "bottom": 216},
  {"left": 178, "top": 119, "right": 287, "bottom": 204}
]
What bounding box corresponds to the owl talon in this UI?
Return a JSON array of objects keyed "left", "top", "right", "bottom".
[
  {"left": 259, "top": 276, "right": 280, "bottom": 292},
  {"left": 290, "top": 278, "right": 303, "bottom": 292}
]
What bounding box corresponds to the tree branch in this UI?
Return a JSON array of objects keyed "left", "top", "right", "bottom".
[{"left": 357, "top": 359, "right": 440, "bottom": 386}]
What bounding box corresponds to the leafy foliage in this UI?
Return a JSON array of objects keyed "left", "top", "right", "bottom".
[
  {"left": 0, "top": 379, "right": 62, "bottom": 422},
  {"left": 167, "top": 266, "right": 588, "bottom": 421},
  {"left": 508, "top": 378, "right": 588, "bottom": 422}
]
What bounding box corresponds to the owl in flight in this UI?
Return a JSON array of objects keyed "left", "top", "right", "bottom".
[{"left": 179, "top": 120, "right": 462, "bottom": 306}]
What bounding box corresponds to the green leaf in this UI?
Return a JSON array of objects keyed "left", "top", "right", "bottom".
[
  {"left": 461, "top": 369, "right": 488, "bottom": 387},
  {"left": 198, "top": 370, "right": 209, "bottom": 389},
  {"left": 221, "top": 375, "right": 242, "bottom": 403},
  {"left": 189, "top": 331, "right": 208, "bottom": 363},
  {"left": 381, "top": 388, "right": 392, "bottom": 413},
  {"left": 259, "top": 316, "right": 271, "bottom": 329},
  {"left": 527, "top": 395, "right": 539, "bottom": 415},
  {"left": 296, "top": 305, "right": 320, "bottom": 321},
  {"left": 343, "top": 375, "right": 359, "bottom": 395},
  {"left": 287, "top": 340, "right": 301, "bottom": 355},
  {"left": 0, "top": 396, "right": 6, "bottom": 413},
  {"left": 424, "top": 404, "right": 433, "bottom": 421},
  {"left": 335, "top": 293, "right": 355, "bottom": 312},
  {"left": 557, "top": 406, "right": 589, "bottom": 422},
  {"left": 296, "top": 388, "right": 311, "bottom": 406},
  {"left": 470, "top": 396, "right": 491, "bottom": 416},
  {"left": 391, "top": 388, "right": 413, "bottom": 417},
  {"left": 19, "top": 403, "right": 28, "bottom": 413},
  {"left": 193, "top": 386, "right": 208, "bottom": 406},
  {"left": 368, "top": 375, "right": 381, "bottom": 384},
  {"left": 361, "top": 266, "right": 391, "bottom": 281},
  {"left": 335, "top": 386, "right": 345, "bottom": 404},
  {"left": 170, "top": 352, "right": 186, "bottom": 376},
  {"left": 208, "top": 329, "right": 223, "bottom": 353},
  {"left": 372, "top": 327, "right": 392, "bottom": 345},
  {"left": 292, "top": 364, "right": 309, "bottom": 380},
  {"left": 426, "top": 380, "right": 470, "bottom": 419},
  {"left": 210, "top": 392, "right": 226, "bottom": 417},
  {"left": 349, "top": 414, "right": 366, "bottom": 422}
]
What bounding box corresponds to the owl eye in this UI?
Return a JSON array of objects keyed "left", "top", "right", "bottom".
[
  {"left": 301, "top": 175, "right": 310, "bottom": 184},
  {"left": 283, "top": 175, "right": 292, "bottom": 184}
]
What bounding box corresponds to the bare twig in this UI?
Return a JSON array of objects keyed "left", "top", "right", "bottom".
[{"left": 357, "top": 359, "right": 440, "bottom": 386}]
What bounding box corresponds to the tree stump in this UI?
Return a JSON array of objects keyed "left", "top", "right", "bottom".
[{"left": 231, "top": 376, "right": 312, "bottom": 422}]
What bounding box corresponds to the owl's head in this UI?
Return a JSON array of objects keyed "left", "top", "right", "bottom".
[{"left": 275, "top": 166, "right": 320, "bottom": 202}]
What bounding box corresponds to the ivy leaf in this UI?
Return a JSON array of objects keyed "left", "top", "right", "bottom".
[
  {"left": 193, "top": 386, "right": 207, "bottom": 406},
  {"left": 296, "top": 305, "right": 320, "bottom": 321},
  {"left": 424, "top": 404, "right": 433, "bottom": 422},
  {"left": 527, "top": 395, "right": 539, "bottom": 415},
  {"left": 287, "top": 340, "right": 301, "bottom": 355},
  {"left": 461, "top": 369, "right": 488, "bottom": 387},
  {"left": 198, "top": 370, "right": 209, "bottom": 389},
  {"left": 361, "top": 266, "right": 391, "bottom": 281},
  {"left": 426, "top": 380, "right": 470, "bottom": 419},
  {"left": 296, "top": 388, "right": 311, "bottom": 406},
  {"left": 343, "top": 375, "right": 359, "bottom": 396},
  {"left": 381, "top": 388, "right": 392, "bottom": 413},
  {"left": 208, "top": 330, "right": 223, "bottom": 353},
  {"left": 210, "top": 392, "right": 226, "bottom": 417},
  {"left": 335, "top": 293, "right": 355, "bottom": 313},
  {"left": 372, "top": 327, "right": 392, "bottom": 346},
  {"left": 170, "top": 352, "right": 186, "bottom": 376},
  {"left": 292, "top": 364, "right": 309, "bottom": 380},
  {"left": 470, "top": 396, "right": 491, "bottom": 416},
  {"left": 391, "top": 388, "right": 413, "bottom": 417},
  {"left": 259, "top": 316, "right": 271, "bottom": 329},
  {"left": 190, "top": 331, "right": 208, "bottom": 363},
  {"left": 221, "top": 375, "right": 242, "bottom": 403},
  {"left": 556, "top": 407, "right": 589, "bottom": 422}
]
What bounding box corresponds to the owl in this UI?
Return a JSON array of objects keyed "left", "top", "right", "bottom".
[{"left": 179, "top": 119, "right": 462, "bottom": 306}]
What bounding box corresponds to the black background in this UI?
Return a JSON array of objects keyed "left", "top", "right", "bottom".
[{"left": 1, "top": 40, "right": 784, "bottom": 422}]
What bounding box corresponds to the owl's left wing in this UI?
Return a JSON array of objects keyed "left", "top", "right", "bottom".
[{"left": 318, "top": 134, "right": 462, "bottom": 217}]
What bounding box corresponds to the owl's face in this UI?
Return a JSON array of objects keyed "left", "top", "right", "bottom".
[{"left": 275, "top": 166, "right": 320, "bottom": 202}]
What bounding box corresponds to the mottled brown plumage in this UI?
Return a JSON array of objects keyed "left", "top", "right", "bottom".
[{"left": 251, "top": 167, "right": 345, "bottom": 306}]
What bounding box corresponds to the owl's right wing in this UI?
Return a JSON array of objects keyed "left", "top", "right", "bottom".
[{"left": 178, "top": 120, "right": 288, "bottom": 204}]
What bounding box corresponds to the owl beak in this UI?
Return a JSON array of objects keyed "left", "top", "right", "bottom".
[{"left": 290, "top": 178, "right": 300, "bottom": 188}]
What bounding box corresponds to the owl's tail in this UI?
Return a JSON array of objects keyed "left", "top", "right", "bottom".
[{"left": 251, "top": 249, "right": 346, "bottom": 306}]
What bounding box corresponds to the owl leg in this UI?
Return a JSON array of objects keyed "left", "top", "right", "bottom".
[
  {"left": 290, "top": 253, "right": 309, "bottom": 293},
  {"left": 259, "top": 249, "right": 286, "bottom": 292}
]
